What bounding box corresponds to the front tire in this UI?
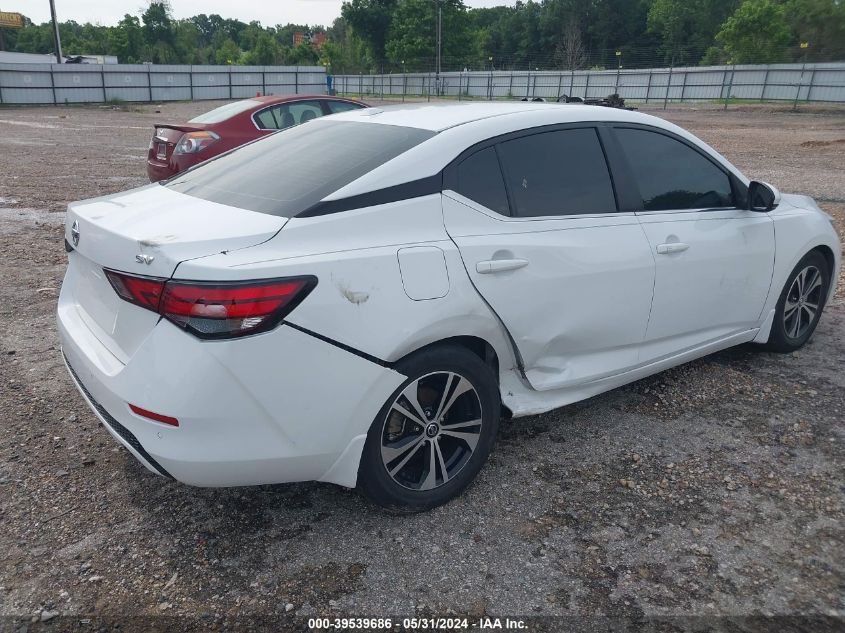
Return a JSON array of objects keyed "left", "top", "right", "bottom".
[
  {"left": 358, "top": 346, "right": 500, "bottom": 512},
  {"left": 760, "top": 251, "right": 830, "bottom": 353}
]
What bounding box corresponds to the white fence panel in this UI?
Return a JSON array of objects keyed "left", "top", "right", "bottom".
[
  {"left": 334, "top": 61, "right": 845, "bottom": 104},
  {"left": 0, "top": 63, "right": 326, "bottom": 104}
]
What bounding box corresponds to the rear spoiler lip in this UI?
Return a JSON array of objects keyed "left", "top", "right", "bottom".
[{"left": 152, "top": 123, "right": 207, "bottom": 137}]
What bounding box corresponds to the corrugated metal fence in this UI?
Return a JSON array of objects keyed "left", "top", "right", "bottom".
[
  {"left": 336, "top": 62, "right": 845, "bottom": 104},
  {"left": 0, "top": 63, "right": 327, "bottom": 105}
]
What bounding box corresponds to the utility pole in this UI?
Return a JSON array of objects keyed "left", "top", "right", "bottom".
[
  {"left": 614, "top": 50, "right": 622, "bottom": 94},
  {"left": 49, "top": 0, "right": 63, "bottom": 63},
  {"left": 435, "top": 0, "right": 442, "bottom": 96}
]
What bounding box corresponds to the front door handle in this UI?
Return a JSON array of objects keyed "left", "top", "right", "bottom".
[
  {"left": 656, "top": 242, "right": 690, "bottom": 255},
  {"left": 476, "top": 258, "right": 529, "bottom": 274}
]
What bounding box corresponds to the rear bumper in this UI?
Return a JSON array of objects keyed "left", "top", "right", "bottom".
[
  {"left": 57, "top": 284, "right": 405, "bottom": 488},
  {"left": 146, "top": 159, "right": 177, "bottom": 183},
  {"left": 63, "top": 353, "right": 174, "bottom": 479}
]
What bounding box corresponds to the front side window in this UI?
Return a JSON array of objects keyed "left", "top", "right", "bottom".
[
  {"left": 164, "top": 120, "right": 435, "bottom": 217},
  {"left": 615, "top": 128, "right": 734, "bottom": 211},
  {"left": 496, "top": 128, "right": 616, "bottom": 217},
  {"left": 454, "top": 147, "right": 510, "bottom": 216}
]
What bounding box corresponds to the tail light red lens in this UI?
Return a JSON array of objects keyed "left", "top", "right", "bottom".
[
  {"left": 104, "top": 270, "right": 316, "bottom": 339},
  {"left": 174, "top": 130, "right": 220, "bottom": 155},
  {"left": 160, "top": 278, "right": 316, "bottom": 338},
  {"left": 104, "top": 270, "right": 165, "bottom": 311}
]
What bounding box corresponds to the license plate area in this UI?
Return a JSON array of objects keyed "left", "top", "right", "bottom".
[{"left": 156, "top": 142, "right": 168, "bottom": 160}]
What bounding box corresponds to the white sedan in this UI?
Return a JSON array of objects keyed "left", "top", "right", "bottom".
[{"left": 58, "top": 103, "right": 840, "bottom": 510}]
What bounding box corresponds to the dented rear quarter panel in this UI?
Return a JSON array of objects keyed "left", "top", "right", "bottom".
[{"left": 173, "top": 194, "right": 519, "bottom": 371}]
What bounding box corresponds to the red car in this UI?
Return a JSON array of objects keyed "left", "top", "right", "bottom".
[{"left": 146, "top": 95, "right": 367, "bottom": 182}]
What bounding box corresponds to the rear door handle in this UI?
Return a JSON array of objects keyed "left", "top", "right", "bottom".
[
  {"left": 656, "top": 242, "right": 689, "bottom": 255},
  {"left": 476, "top": 258, "right": 529, "bottom": 274}
]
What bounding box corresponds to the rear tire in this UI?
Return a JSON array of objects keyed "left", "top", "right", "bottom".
[
  {"left": 760, "top": 251, "right": 830, "bottom": 353},
  {"left": 358, "top": 346, "right": 500, "bottom": 512}
]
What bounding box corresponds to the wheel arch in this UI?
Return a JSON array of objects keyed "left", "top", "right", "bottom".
[
  {"left": 756, "top": 242, "right": 838, "bottom": 345},
  {"left": 394, "top": 334, "right": 514, "bottom": 419},
  {"left": 810, "top": 244, "right": 837, "bottom": 292}
]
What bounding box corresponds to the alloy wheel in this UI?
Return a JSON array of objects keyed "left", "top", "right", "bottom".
[
  {"left": 380, "top": 372, "right": 483, "bottom": 491},
  {"left": 783, "top": 265, "right": 823, "bottom": 339}
]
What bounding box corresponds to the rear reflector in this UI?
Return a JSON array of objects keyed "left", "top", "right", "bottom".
[
  {"left": 104, "top": 269, "right": 317, "bottom": 339},
  {"left": 129, "top": 404, "right": 179, "bottom": 427}
]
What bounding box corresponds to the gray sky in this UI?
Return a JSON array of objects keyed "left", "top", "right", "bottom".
[{"left": 15, "top": 1, "right": 516, "bottom": 27}]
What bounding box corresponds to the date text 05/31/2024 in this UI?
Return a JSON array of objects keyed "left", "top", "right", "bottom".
[{"left": 308, "top": 617, "right": 529, "bottom": 630}]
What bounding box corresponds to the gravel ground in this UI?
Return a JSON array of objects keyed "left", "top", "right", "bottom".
[{"left": 0, "top": 100, "right": 843, "bottom": 631}]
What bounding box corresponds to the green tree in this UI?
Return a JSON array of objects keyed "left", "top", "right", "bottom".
[
  {"left": 108, "top": 15, "right": 143, "bottom": 62},
  {"left": 215, "top": 37, "right": 241, "bottom": 64},
  {"left": 142, "top": 1, "right": 175, "bottom": 62},
  {"left": 173, "top": 20, "right": 203, "bottom": 64},
  {"left": 341, "top": 0, "right": 398, "bottom": 63},
  {"left": 14, "top": 21, "right": 55, "bottom": 54},
  {"left": 716, "top": 0, "right": 792, "bottom": 63},
  {"left": 384, "top": 0, "right": 473, "bottom": 71},
  {"left": 648, "top": 0, "right": 740, "bottom": 64},
  {"left": 243, "top": 31, "right": 282, "bottom": 65},
  {"left": 287, "top": 41, "right": 320, "bottom": 65},
  {"left": 785, "top": 0, "right": 845, "bottom": 61}
]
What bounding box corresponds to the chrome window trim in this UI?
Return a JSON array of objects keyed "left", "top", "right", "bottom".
[{"left": 443, "top": 190, "right": 636, "bottom": 224}]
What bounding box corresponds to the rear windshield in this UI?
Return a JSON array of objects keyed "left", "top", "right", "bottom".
[
  {"left": 188, "top": 99, "right": 261, "bottom": 124},
  {"left": 164, "top": 120, "right": 435, "bottom": 216}
]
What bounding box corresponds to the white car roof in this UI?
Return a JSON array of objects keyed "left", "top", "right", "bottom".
[
  {"left": 328, "top": 101, "right": 653, "bottom": 132},
  {"left": 318, "top": 102, "right": 749, "bottom": 202}
]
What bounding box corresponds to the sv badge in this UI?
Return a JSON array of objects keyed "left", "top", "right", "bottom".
[{"left": 135, "top": 254, "right": 155, "bottom": 265}]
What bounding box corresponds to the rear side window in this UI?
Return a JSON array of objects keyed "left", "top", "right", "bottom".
[
  {"left": 188, "top": 99, "right": 261, "bottom": 124},
  {"left": 455, "top": 147, "right": 510, "bottom": 216},
  {"left": 164, "top": 121, "right": 435, "bottom": 217},
  {"left": 254, "top": 100, "right": 324, "bottom": 130},
  {"left": 615, "top": 128, "right": 734, "bottom": 211},
  {"left": 496, "top": 128, "right": 616, "bottom": 217},
  {"left": 326, "top": 100, "right": 365, "bottom": 114}
]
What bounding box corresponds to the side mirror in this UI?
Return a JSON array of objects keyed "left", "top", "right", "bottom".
[{"left": 748, "top": 181, "right": 780, "bottom": 212}]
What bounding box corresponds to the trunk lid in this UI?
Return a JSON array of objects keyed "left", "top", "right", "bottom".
[{"left": 63, "top": 184, "right": 286, "bottom": 361}]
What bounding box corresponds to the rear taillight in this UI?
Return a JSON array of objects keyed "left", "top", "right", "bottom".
[
  {"left": 174, "top": 130, "right": 219, "bottom": 155},
  {"left": 160, "top": 278, "right": 316, "bottom": 338},
  {"left": 104, "top": 269, "right": 165, "bottom": 311},
  {"left": 104, "top": 270, "right": 316, "bottom": 339}
]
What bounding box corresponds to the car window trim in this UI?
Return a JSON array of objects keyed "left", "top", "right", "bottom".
[
  {"left": 298, "top": 173, "right": 443, "bottom": 218},
  {"left": 444, "top": 190, "right": 638, "bottom": 224},
  {"left": 443, "top": 122, "right": 622, "bottom": 219},
  {"left": 635, "top": 206, "right": 747, "bottom": 216},
  {"left": 491, "top": 145, "right": 515, "bottom": 217},
  {"left": 609, "top": 123, "right": 748, "bottom": 212}
]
